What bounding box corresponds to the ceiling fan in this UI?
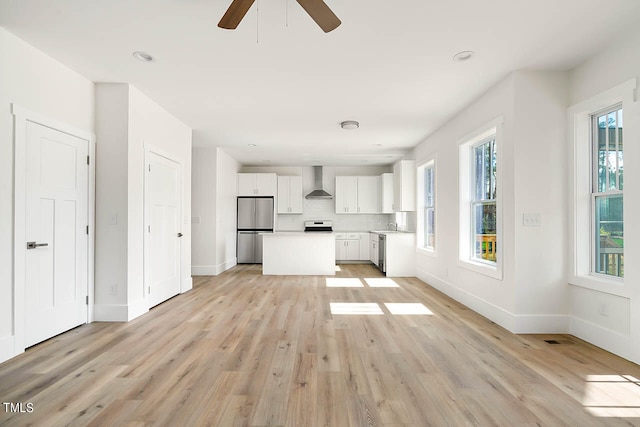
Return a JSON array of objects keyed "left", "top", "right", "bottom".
[{"left": 218, "top": 0, "right": 341, "bottom": 33}]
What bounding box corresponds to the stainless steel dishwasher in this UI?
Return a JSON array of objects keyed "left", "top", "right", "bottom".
[{"left": 378, "top": 234, "right": 386, "bottom": 274}]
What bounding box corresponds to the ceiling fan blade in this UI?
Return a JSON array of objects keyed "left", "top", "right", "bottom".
[
  {"left": 296, "top": 0, "right": 341, "bottom": 33},
  {"left": 218, "top": 0, "right": 256, "bottom": 30}
]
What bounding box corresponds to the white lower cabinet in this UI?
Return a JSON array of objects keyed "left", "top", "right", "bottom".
[
  {"left": 370, "top": 233, "right": 379, "bottom": 266},
  {"left": 335, "top": 233, "right": 373, "bottom": 261}
]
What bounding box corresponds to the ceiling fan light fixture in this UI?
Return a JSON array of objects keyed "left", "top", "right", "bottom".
[
  {"left": 132, "top": 51, "right": 155, "bottom": 62},
  {"left": 453, "top": 50, "right": 475, "bottom": 62},
  {"left": 340, "top": 120, "right": 359, "bottom": 130}
]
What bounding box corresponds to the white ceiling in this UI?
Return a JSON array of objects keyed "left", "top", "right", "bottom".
[{"left": 1, "top": 0, "right": 639, "bottom": 166}]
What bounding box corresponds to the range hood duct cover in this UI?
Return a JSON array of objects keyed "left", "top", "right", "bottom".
[{"left": 305, "top": 166, "right": 333, "bottom": 199}]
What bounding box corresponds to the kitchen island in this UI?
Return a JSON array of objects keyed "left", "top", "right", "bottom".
[{"left": 262, "top": 232, "right": 336, "bottom": 275}]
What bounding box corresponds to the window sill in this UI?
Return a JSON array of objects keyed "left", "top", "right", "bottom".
[
  {"left": 458, "top": 258, "right": 503, "bottom": 280},
  {"left": 569, "top": 273, "right": 628, "bottom": 298},
  {"left": 416, "top": 247, "right": 436, "bottom": 258}
]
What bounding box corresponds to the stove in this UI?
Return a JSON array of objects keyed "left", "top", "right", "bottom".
[{"left": 304, "top": 220, "right": 333, "bottom": 232}]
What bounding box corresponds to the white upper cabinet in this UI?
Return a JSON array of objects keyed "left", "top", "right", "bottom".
[
  {"left": 238, "top": 173, "right": 277, "bottom": 196},
  {"left": 393, "top": 160, "right": 416, "bottom": 212},
  {"left": 380, "top": 173, "right": 394, "bottom": 214},
  {"left": 277, "top": 176, "right": 303, "bottom": 214},
  {"left": 335, "top": 176, "right": 358, "bottom": 213},
  {"left": 335, "top": 176, "right": 379, "bottom": 214},
  {"left": 356, "top": 176, "right": 379, "bottom": 214}
]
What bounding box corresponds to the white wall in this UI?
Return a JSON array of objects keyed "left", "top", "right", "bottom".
[
  {"left": 0, "top": 27, "right": 95, "bottom": 362},
  {"left": 95, "top": 84, "right": 129, "bottom": 307},
  {"left": 413, "top": 74, "right": 519, "bottom": 325},
  {"left": 567, "top": 26, "right": 640, "bottom": 363},
  {"left": 512, "top": 71, "right": 569, "bottom": 325},
  {"left": 192, "top": 147, "right": 218, "bottom": 269},
  {"left": 413, "top": 70, "right": 570, "bottom": 333},
  {"left": 216, "top": 149, "right": 240, "bottom": 271},
  {"left": 95, "top": 83, "right": 192, "bottom": 321},
  {"left": 191, "top": 147, "right": 240, "bottom": 276}
]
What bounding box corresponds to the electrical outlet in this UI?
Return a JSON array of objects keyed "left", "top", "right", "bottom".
[
  {"left": 599, "top": 302, "right": 609, "bottom": 317},
  {"left": 109, "top": 285, "right": 118, "bottom": 296},
  {"left": 523, "top": 213, "right": 541, "bottom": 227}
]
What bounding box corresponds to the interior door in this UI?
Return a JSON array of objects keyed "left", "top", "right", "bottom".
[
  {"left": 147, "top": 151, "right": 182, "bottom": 308},
  {"left": 24, "top": 121, "right": 88, "bottom": 347}
]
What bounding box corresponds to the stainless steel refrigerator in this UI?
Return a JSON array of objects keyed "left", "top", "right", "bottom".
[{"left": 237, "top": 197, "right": 274, "bottom": 264}]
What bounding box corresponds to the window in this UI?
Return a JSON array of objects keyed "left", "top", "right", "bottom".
[
  {"left": 568, "top": 78, "right": 633, "bottom": 290},
  {"left": 417, "top": 160, "right": 436, "bottom": 251},
  {"left": 592, "top": 106, "right": 623, "bottom": 277},
  {"left": 458, "top": 116, "right": 502, "bottom": 278},
  {"left": 471, "top": 138, "right": 497, "bottom": 263}
]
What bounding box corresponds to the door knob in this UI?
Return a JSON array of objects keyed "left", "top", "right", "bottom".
[
  {"left": 177, "top": 233, "right": 183, "bottom": 238},
  {"left": 26, "top": 241, "right": 48, "bottom": 249}
]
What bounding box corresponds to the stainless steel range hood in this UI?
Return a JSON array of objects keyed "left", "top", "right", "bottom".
[{"left": 305, "top": 166, "right": 333, "bottom": 199}]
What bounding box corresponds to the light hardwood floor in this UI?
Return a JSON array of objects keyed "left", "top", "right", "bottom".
[{"left": 2, "top": 264, "right": 640, "bottom": 426}]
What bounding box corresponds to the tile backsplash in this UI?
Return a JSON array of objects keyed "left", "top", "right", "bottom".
[{"left": 277, "top": 198, "right": 393, "bottom": 232}]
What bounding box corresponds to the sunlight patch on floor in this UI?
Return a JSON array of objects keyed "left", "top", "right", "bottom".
[
  {"left": 334, "top": 265, "right": 342, "bottom": 272},
  {"left": 330, "top": 303, "right": 384, "bottom": 315},
  {"left": 384, "top": 303, "right": 434, "bottom": 315},
  {"left": 583, "top": 374, "right": 640, "bottom": 417},
  {"left": 364, "top": 278, "right": 400, "bottom": 288},
  {"left": 326, "top": 278, "right": 364, "bottom": 287}
]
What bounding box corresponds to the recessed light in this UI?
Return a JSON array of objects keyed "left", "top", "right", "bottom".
[
  {"left": 373, "top": 143, "right": 382, "bottom": 147},
  {"left": 453, "top": 50, "right": 475, "bottom": 62},
  {"left": 133, "top": 51, "right": 155, "bottom": 62},
  {"left": 263, "top": 160, "right": 272, "bottom": 163},
  {"left": 340, "top": 120, "right": 359, "bottom": 130},
  {"left": 248, "top": 144, "right": 257, "bottom": 147}
]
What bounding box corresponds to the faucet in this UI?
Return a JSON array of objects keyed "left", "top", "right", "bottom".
[{"left": 388, "top": 222, "right": 398, "bottom": 231}]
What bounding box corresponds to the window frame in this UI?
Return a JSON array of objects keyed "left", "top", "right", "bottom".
[
  {"left": 458, "top": 116, "right": 503, "bottom": 279},
  {"left": 568, "top": 79, "right": 635, "bottom": 295},
  {"left": 470, "top": 136, "right": 497, "bottom": 265},
  {"left": 590, "top": 104, "right": 624, "bottom": 279},
  {"left": 416, "top": 156, "right": 436, "bottom": 255}
]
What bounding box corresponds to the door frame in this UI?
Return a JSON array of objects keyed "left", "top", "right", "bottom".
[
  {"left": 11, "top": 104, "right": 96, "bottom": 356},
  {"left": 143, "top": 144, "right": 184, "bottom": 309}
]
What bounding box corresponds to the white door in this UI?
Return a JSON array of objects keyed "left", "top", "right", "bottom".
[
  {"left": 146, "top": 151, "right": 182, "bottom": 308},
  {"left": 25, "top": 121, "right": 88, "bottom": 347}
]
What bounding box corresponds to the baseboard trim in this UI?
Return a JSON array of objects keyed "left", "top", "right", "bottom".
[
  {"left": 416, "top": 268, "right": 569, "bottom": 334},
  {"left": 0, "top": 335, "right": 17, "bottom": 364},
  {"left": 94, "top": 301, "right": 149, "bottom": 322},
  {"left": 217, "top": 259, "right": 237, "bottom": 275},
  {"left": 570, "top": 316, "right": 631, "bottom": 360},
  {"left": 191, "top": 265, "right": 218, "bottom": 276},
  {"left": 513, "top": 314, "right": 569, "bottom": 334},
  {"left": 416, "top": 268, "right": 517, "bottom": 331}
]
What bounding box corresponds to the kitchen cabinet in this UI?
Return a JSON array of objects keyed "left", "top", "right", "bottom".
[
  {"left": 277, "top": 176, "right": 303, "bottom": 214},
  {"left": 393, "top": 160, "right": 416, "bottom": 212},
  {"left": 238, "top": 173, "right": 277, "bottom": 196},
  {"left": 370, "top": 233, "right": 379, "bottom": 266},
  {"left": 335, "top": 176, "right": 379, "bottom": 214},
  {"left": 335, "top": 233, "right": 361, "bottom": 261},
  {"left": 359, "top": 233, "right": 370, "bottom": 260},
  {"left": 380, "top": 173, "right": 394, "bottom": 214}
]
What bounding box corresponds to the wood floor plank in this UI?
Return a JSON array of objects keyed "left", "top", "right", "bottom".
[{"left": 2, "top": 264, "right": 640, "bottom": 426}]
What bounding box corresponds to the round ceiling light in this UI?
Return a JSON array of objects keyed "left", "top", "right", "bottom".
[
  {"left": 453, "top": 50, "right": 475, "bottom": 62},
  {"left": 340, "top": 120, "right": 359, "bottom": 130},
  {"left": 133, "top": 51, "right": 155, "bottom": 62}
]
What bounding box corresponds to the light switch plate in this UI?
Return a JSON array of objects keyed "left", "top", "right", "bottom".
[{"left": 523, "top": 213, "right": 541, "bottom": 227}]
